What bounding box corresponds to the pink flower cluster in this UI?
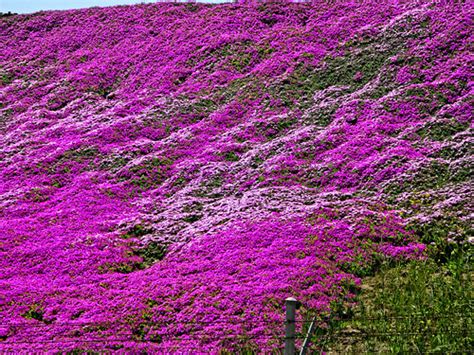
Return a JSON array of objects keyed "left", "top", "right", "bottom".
[{"left": 0, "top": 0, "right": 471, "bottom": 351}]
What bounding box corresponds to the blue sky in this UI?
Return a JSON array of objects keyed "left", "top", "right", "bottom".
[{"left": 1, "top": 0, "right": 228, "bottom": 14}]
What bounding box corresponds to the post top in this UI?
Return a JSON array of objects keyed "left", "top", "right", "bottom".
[{"left": 285, "top": 297, "right": 298, "bottom": 302}]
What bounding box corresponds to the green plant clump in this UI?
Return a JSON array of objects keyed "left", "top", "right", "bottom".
[{"left": 311, "top": 252, "right": 473, "bottom": 353}]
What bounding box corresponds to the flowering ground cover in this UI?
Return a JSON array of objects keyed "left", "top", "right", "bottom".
[{"left": 0, "top": 0, "right": 472, "bottom": 351}]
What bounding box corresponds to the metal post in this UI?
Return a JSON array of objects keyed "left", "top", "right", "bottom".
[
  {"left": 299, "top": 316, "right": 317, "bottom": 355},
  {"left": 284, "top": 297, "right": 298, "bottom": 355}
]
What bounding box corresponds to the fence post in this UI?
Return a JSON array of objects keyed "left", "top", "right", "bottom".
[
  {"left": 284, "top": 297, "right": 299, "bottom": 355},
  {"left": 299, "top": 316, "right": 317, "bottom": 355}
]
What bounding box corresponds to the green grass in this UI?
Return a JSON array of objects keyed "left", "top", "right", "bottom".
[
  {"left": 385, "top": 160, "right": 472, "bottom": 198},
  {"left": 311, "top": 250, "right": 473, "bottom": 353},
  {"left": 1, "top": 71, "right": 14, "bottom": 85},
  {"left": 417, "top": 120, "right": 469, "bottom": 141},
  {"left": 22, "top": 304, "right": 46, "bottom": 322},
  {"left": 120, "top": 223, "right": 154, "bottom": 239},
  {"left": 134, "top": 241, "right": 168, "bottom": 267}
]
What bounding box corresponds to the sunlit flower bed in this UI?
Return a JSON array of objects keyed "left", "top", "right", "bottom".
[{"left": 0, "top": 0, "right": 471, "bottom": 351}]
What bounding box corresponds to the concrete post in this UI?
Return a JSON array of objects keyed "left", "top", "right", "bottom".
[{"left": 284, "top": 297, "right": 298, "bottom": 355}]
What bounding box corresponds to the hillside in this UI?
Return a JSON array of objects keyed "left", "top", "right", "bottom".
[{"left": 0, "top": 1, "right": 472, "bottom": 351}]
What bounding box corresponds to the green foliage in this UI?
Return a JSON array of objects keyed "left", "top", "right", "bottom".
[
  {"left": 257, "top": 44, "right": 275, "bottom": 59},
  {"left": 1, "top": 71, "right": 14, "bottom": 85},
  {"left": 176, "top": 97, "right": 217, "bottom": 123},
  {"left": 135, "top": 241, "right": 167, "bottom": 266},
  {"left": 337, "top": 253, "right": 384, "bottom": 278},
  {"left": 182, "top": 214, "right": 202, "bottom": 223},
  {"left": 256, "top": 118, "right": 296, "bottom": 139},
  {"left": 61, "top": 147, "right": 99, "bottom": 161},
  {"left": 307, "top": 205, "right": 472, "bottom": 353},
  {"left": 121, "top": 224, "right": 154, "bottom": 239},
  {"left": 271, "top": 38, "right": 394, "bottom": 112},
  {"left": 183, "top": 201, "right": 203, "bottom": 213},
  {"left": 308, "top": 106, "right": 336, "bottom": 126},
  {"left": 316, "top": 253, "right": 473, "bottom": 353},
  {"left": 25, "top": 187, "right": 49, "bottom": 202},
  {"left": 47, "top": 147, "right": 101, "bottom": 175},
  {"left": 432, "top": 143, "right": 470, "bottom": 160},
  {"left": 224, "top": 151, "right": 240, "bottom": 162},
  {"left": 413, "top": 161, "right": 451, "bottom": 190},
  {"left": 316, "top": 51, "right": 386, "bottom": 90},
  {"left": 185, "top": 3, "right": 199, "bottom": 12},
  {"left": 71, "top": 310, "right": 85, "bottom": 320},
  {"left": 99, "top": 155, "right": 129, "bottom": 171},
  {"left": 191, "top": 39, "right": 273, "bottom": 76},
  {"left": 403, "top": 83, "right": 464, "bottom": 116},
  {"left": 365, "top": 66, "right": 398, "bottom": 99},
  {"left": 130, "top": 322, "right": 162, "bottom": 342},
  {"left": 99, "top": 229, "right": 168, "bottom": 273},
  {"left": 218, "top": 41, "right": 273, "bottom": 73},
  {"left": 22, "top": 304, "right": 48, "bottom": 323},
  {"left": 229, "top": 53, "right": 252, "bottom": 72},
  {"left": 386, "top": 160, "right": 472, "bottom": 197},
  {"left": 417, "top": 120, "right": 469, "bottom": 141},
  {"left": 408, "top": 216, "right": 472, "bottom": 263},
  {"left": 192, "top": 174, "right": 224, "bottom": 198},
  {"left": 250, "top": 155, "right": 264, "bottom": 168},
  {"left": 90, "top": 85, "right": 113, "bottom": 99},
  {"left": 123, "top": 157, "right": 173, "bottom": 189},
  {"left": 98, "top": 261, "right": 146, "bottom": 274}
]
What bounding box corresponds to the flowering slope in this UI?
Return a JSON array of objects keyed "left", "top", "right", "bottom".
[{"left": 0, "top": 1, "right": 472, "bottom": 351}]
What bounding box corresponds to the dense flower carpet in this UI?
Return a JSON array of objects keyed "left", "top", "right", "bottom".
[{"left": 0, "top": 0, "right": 472, "bottom": 351}]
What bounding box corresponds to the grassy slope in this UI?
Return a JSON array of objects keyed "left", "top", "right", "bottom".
[
  {"left": 310, "top": 252, "right": 473, "bottom": 352},
  {"left": 0, "top": 0, "right": 472, "bottom": 352}
]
